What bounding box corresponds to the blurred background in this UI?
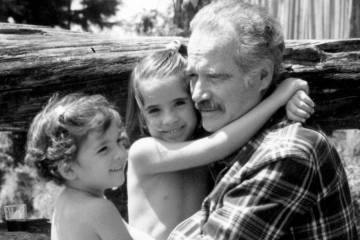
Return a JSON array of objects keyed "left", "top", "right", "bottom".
[
  {"left": 1, "top": 0, "right": 359, "bottom": 38},
  {"left": 0, "top": 0, "right": 359, "bottom": 233}
]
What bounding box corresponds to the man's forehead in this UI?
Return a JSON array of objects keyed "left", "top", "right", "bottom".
[
  {"left": 189, "top": 33, "right": 235, "bottom": 59},
  {"left": 187, "top": 38, "right": 236, "bottom": 72},
  {"left": 188, "top": 33, "right": 218, "bottom": 56}
]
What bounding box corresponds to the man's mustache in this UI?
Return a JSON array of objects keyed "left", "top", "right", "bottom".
[{"left": 195, "top": 100, "right": 219, "bottom": 111}]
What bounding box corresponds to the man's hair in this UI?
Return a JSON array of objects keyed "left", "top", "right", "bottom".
[
  {"left": 125, "top": 46, "right": 189, "bottom": 142},
  {"left": 25, "top": 93, "right": 123, "bottom": 185},
  {"left": 190, "top": 0, "right": 284, "bottom": 84}
]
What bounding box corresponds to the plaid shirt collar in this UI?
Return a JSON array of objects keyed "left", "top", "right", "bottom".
[{"left": 211, "top": 110, "right": 290, "bottom": 183}]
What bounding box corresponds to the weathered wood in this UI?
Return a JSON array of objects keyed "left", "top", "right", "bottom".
[
  {"left": 0, "top": 23, "right": 185, "bottom": 132},
  {"left": 282, "top": 39, "right": 360, "bottom": 131},
  {"left": 1, "top": 23, "right": 360, "bottom": 133},
  {"left": 0, "top": 231, "right": 49, "bottom": 240}
]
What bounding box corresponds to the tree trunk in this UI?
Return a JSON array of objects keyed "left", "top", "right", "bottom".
[
  {"left": 1, "top": 23, "right": 360, "bottom": 134},
  {"left": 173, "top": 0, "right": 184, "bottom": 30}
]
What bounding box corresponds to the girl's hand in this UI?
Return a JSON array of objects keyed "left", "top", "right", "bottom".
[
  {"left": 273, "top": 78, "right": 310, "bottom": 106},
  {"left": 286, "top": 90, "right": 315, "bottom": 122}
]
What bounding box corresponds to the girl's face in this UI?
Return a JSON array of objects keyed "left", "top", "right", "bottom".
[
  {"left": 72, "top": 119, "right": 128, "bottom": 196},
  {"left": 139, "top": 74, "right": 198, "bottom": 142}
]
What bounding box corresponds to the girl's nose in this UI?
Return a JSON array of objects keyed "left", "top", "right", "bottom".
[
  {"left": 162, "top": 110, "right": 179, "bottom": 126},
  {"left": 115, "top": 146, "right": 127, "bottom": 163}
]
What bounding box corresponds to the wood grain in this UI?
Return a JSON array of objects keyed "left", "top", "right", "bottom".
[{"left": 1, "top": 23, "right": 360, "bottom": 133}]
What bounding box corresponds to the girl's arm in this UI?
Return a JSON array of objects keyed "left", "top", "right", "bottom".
[{"left": 129, "top": 78, "right": 314, "bottom": 174}]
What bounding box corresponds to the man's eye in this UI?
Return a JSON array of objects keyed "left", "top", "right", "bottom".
[
  {"left": 209, "top": 74, "right": 230, "bottom": 81},
  {"left": 188, "top": 73, "right": 198, "bottom": 78},
  {"left": 188, "top": 73, "right": 197, "bottom": 83},
  {"left": 97, "top": 146, "right": 108, "bottom": 153}
]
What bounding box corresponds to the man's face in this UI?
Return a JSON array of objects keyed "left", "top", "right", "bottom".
[{"left": 187, "top": 30, "right": 264, "bottom": 132}]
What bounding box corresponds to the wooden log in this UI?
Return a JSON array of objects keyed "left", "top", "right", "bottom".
[
  {"left": 0, "top": 231, "right": 49, "bottom": 240},
  {"left": 0, "top": 23, "right": 185, "bottom": 132},
  {"left": 282, "top": 39, "right": 360, "bottom": 131},
  {"left": 1, "top": 23, "right": 360, "bottom": 133}
]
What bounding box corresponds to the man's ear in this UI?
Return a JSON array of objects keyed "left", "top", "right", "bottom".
[
  {"left": 58, "top": 161, "right": 77, "bottom": 181},
  {"left": 258, "top": 59, "right": 274, "bottom": 94}
]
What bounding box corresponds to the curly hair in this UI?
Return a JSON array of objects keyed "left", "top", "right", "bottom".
[{"left": 25, "top": 93, "right": 123, "bottom": 185}]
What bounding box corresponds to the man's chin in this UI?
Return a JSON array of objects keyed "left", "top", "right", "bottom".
[
  {"left": 200, "top": 111, "right": 231, "bottom": 132},
  {"left": 201, "top": 119, "right": 224, "bottom": 132}
]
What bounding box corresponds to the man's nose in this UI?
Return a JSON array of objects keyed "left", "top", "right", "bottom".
[{"left": 191, "top": 79, "right": 210, "bottom": 103}]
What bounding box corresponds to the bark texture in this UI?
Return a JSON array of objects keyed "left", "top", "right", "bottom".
[{"left": 1, "top": 23, "right": 360, "bottom": 133}]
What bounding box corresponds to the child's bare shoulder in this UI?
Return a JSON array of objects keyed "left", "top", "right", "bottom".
[
  {"left": 82, "top": 197, "right": 119, "bottom": 218},
  {"left": 79, "top": 197, "right": 125, "bottom": 229},
  {"left": 85, "top": 198, "right": 131, "bottom": 239},
  {"left": 61, "top": 195, "right": 118, "bottom": 222},
  {"left": 57, "top": 197, "right": 127, "bottom": 239},
  {"left": 128, "top": 137, "right": 167, "bottom": 175},
  {"left": 128, "top": 137, "right": 158, "bottom": 162},
  {"left": 129, "top": 137, "right": 158, "bottom": 154}
]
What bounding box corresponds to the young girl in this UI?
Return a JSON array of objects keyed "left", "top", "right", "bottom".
[
  {"left": 126, "top": 43, "right": 314, "bottom": 240},
  {"left": 25, "top": 93, "right": 153, "bottom": 240}
]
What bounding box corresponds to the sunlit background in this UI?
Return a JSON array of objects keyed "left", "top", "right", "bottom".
[
  {"left": 70, "top": 0, "right": 172, "bottom": 37},
  {"left": 2, "top": 0, "right": 358, "bottom": 39}
]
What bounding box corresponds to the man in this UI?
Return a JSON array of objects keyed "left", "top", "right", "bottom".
[{"left": 168, "top": 1, "right": 358, "bottom": 239}]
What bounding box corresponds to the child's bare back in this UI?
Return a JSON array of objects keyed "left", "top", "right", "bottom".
[{"left": 52, "top": 188, "right": 128, "bottom": 240}]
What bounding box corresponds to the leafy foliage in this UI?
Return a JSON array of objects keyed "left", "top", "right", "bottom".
[
  {"left": 132, "top": 0, "right": 212, "bottom": 37},
  {"left": 133, "top": 9, "right": 182, "bottom": 36},
  {"left": 0, "top": 0, "right": 121, "bottom": 31},
  {"left": 73, "top": 0, "right": 120, "bottom": 31},
  {"left": 0, "top": 132, "right": 62, "bottom": 220},
  {"left": 329, "top": 130, "right": 360, "bottom": 233}
]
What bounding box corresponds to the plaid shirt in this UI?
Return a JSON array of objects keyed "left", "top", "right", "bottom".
[{"left": 168, "top": 120, "right": 358, "bottom": 240}]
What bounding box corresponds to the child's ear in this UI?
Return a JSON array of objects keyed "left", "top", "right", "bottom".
[{"left": 58, "top": 161, "right": 77, "bottom": 180}]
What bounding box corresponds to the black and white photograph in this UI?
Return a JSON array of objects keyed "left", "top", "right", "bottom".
[{"left": 1, "top": 0, "right": 360, "bottom": 239}]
